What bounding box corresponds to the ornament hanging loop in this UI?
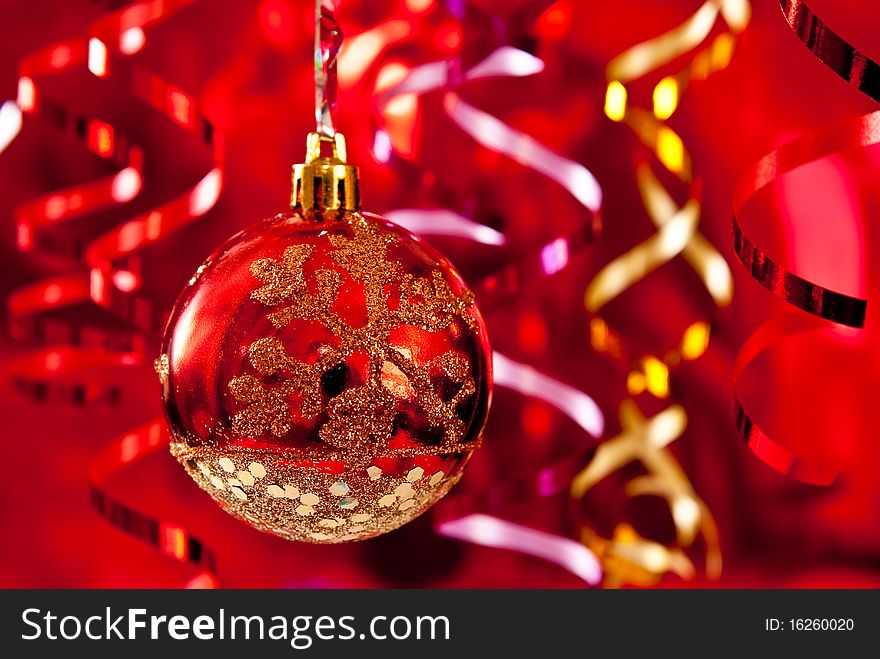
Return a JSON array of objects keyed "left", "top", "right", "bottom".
[
  {"left": 315, "top": 0, "right": 342, "bottom": 139},
  {"left": 305, "top": 131, "right": 347, "bottom": 164},
  {"left": 293, "top": 1, "right": 358, "bottom": 215}
]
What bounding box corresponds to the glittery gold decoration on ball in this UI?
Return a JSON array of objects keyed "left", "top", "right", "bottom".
[{"left": 158, "top": 132, "right": 492, "bottom": 543}]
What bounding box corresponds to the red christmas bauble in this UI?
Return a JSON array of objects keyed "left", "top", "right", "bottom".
[{"left": 158, "top": 209, "right": 492, "bottom": 542}]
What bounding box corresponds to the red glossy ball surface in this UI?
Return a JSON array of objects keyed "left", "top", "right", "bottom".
[{"left": 159, "top": 210, "right": 491, "bottom": 542}]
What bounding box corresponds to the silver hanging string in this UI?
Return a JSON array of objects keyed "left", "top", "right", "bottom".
[{"left": 315, "top": 0, "right": 342, "bottom": 139}]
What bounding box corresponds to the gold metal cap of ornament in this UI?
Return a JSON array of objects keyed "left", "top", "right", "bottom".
[{"left": 291, "top": 131, "right": 360, "bottom": 213}]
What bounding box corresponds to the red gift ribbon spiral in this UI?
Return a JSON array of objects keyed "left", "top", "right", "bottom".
[
  {"left": 4, "top": 0, "right": 223, "bottom": 586},
  {"left": 731, "top": 0, "right": 879, "bottom": 484}
]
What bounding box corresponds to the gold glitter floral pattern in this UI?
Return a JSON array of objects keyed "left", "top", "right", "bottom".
[
  {"left": 227, "top": 215, "right": 481, "bottom": 459},
  {"left": 229, "top": 375, "right": 297, "bottom": 437}
]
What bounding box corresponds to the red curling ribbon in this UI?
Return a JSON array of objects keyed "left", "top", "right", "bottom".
[
  {"left": 85, "top": 68, "right": 223, "bottom": 335},
  {"left": 732, "top": 111, "right": 878, "bottom": 328},
  {"left": 731, "top": 314, "right": 839, "bottom": 485},
  {"left": 90, "top": 419, "right": 218, "bottom": 587},
  {"left": 8, "top": 275, "right": 145, "bottom": 353},
  {"left": 780, "top": 0, "right": 880, "bottom": 103},
  {"left": 5, "top": 0, "right": 223, "bottom": 585},
  {"left": 8, "top": 0, "right": 223, "bottom": 378},
  {"left": 731, "top": 0, "right": 879, "bottom": 482}
]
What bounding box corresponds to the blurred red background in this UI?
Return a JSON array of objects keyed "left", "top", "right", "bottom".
[{"left": 0, "top": 0, "right": 878, "bottom": 587}]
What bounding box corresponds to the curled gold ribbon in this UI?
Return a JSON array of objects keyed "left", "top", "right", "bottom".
[
  {"left": 571, "top": 400, "right": 722, "bottom": 587},
  {"left": 588, "top": 0, "right": 747, "bottom": 397},
  {"left": 575, "top": 0, "right": 751, "bottom": 586}
]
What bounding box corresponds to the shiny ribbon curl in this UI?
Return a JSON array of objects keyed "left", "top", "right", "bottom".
[
  {"left": 571, "top": 400, "right": 722, "bottom": 586},
  {"left": 568, "top": 0, "right": 750, "bottom": 585},
  {"left": 588, "top": 0, "right": 748, "bottom": 399},
  {"left": 730, "top": 0, "right": 879, "bottom": 484},
  {"left": 90, "top": 419, "right": 218, "bottom": 588},
  {"left": 3, "top": 0, "right": 223, "bottom": 586}
]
